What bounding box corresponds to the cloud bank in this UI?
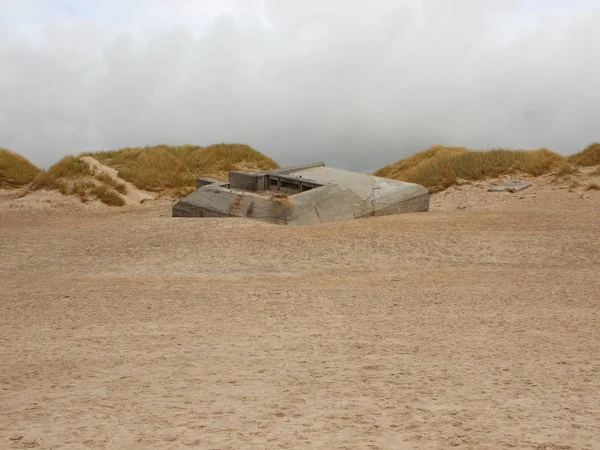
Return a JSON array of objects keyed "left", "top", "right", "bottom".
[{"left": 1, "top": 0, "right": 599, "bottom": 170}]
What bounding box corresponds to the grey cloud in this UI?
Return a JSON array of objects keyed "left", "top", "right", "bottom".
[{"left": 1, "top": 0, "right": 599, "bottom": 170}]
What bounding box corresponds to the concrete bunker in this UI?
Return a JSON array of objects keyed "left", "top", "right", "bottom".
[{"left": 172, "top": 162, "right": 429, "bottom": 225}]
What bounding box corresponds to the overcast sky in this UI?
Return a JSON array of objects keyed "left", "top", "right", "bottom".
[{"left": 1, "top": 0, "right": 599, "bottom": 170}]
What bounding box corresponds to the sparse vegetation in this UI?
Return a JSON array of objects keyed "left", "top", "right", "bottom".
[
  {"left": 86, "top": 143, "right": 280, "bottom": 195},
  {"left": 95, "top": 172, "right": 127, "bottom": 195},
  {"left": 0, "top": 148, "right": 42, "bottom": 189},
  {"left": 569, "top": 143, "right": 600, "bottom": 166},
  {"left": 270, "top": 192, "right": 294, "bottom": 208},
  {"left": 374, "top": 146, "right": 565, "bottom": 193},
  {"left": 553, "top": 162, "right": 580, "bottom": 177},
  {"left": 90, "top": 185, "right": 126, "bottom": 206},
  {"left": 591, "top": 167, "right": 600, "bottom": 176},
  {"left": 567, "top": 178, "right": 582, "bottom": 192},
  {"left": 585, "top": 183, "right": 600, "bottom": 191}
]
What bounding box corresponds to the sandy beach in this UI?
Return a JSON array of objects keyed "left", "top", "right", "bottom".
[{"left": 1, "top": 179, "right": 599, "bottom": 449}]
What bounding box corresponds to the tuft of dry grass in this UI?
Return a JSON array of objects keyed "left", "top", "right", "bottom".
[
  {"left": 569, "top": 143, "right": 600, "bottom": 166},
  {"left": 0, "top": 148, "right": 42, "bottom": 189},
  {"left": 90, "top": 185, "right": 126, "bottom": 206},
  {"left": 585, "top": 183, "right": 600, "bottom": 191},
  {"left": 374, "top": 146, "right": 565, "bottom": 193},
  {"left": 270, "top": 192, "right": 294, "bottom": 208},
  {"left": 172, "top": 186, "right": 196, "bottom": 198},
  {"left": 590, "top": 167, "right": 600, "bottom": 176},
  {"left": 86, "top": 143, "right": 279, "bottom": 195},
  {"left": 567, "top": 178, "right": 582, "bottom": 192}
]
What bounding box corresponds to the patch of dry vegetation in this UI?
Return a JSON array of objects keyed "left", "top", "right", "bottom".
[
  {"left": 90, "top": 185, "right": 126, "bottom": 206},
  {"left": 585, "top": 183, "right": 600, "bottom": 191},
  {"left": 374, "top": 145, "right": 565, "bottom": 193},
  {"left": 270, "top": 193, "right": 294, "bottom": 208},
  {"left": 553, "top": 162, "right": 580, "bottom": 177},
  {"left": 87, "top": 143, "right": 279, "bottom": 195},
  {"left": 0, "top": 148, "right": 42, "bottom": 189},
  {"left": 569, "top": 143, "right": 600, "bottom": 166},
  {"left": 95, "top": 172, "right": 128, "bottom": 195},
  {"left": 374, "top": 145, "right": 471, "bottom": 180},
  {"left": 31, "top": 156, "right": 125, "bottom": 206}
]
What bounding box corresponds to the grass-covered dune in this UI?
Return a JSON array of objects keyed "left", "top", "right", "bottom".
[
  {"left": 568, "top": 143, "right": 600, "bottom": 167},
  {"left": 29, "top": 143, "right": 280, "bottom": 205},
  {"left": 86, "top": 143, "right": 280, "bottom": 195},
  {"left": 0, "top": 148, "right": 42, "bottom": 189},
  {"left": 373, "top": 145, "right": 590, "bottom": 193},
  {"left": 6, "top": 141, "right": 599, "bottom": 203}
]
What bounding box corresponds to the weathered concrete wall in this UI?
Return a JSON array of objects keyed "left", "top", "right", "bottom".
[
  {"left": 228, "top": 172, "right": 265, "bottom": 191},
  {"left": 372, "top": 192, "right": 429, "bottom": 216},
  {"left": 369, "top": 177, "right": 429, "bottom": 215},
  {"left": 294, "top": 184, "right": 372, "bottom": 225},
  {"left": 173, "top": 185, "right": 291, "bottom": 224}
]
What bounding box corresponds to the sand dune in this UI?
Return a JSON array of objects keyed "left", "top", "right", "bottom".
[{"left": 1, "top": 173, "right": 599, "bottom": 449}]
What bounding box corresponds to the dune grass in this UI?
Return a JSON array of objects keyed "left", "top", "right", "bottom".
[
  {"left": 374, "top": 145, "right": 471, "bottom": 180},
  {"left": 94, "top": 172, "right": 128, "bottom": 195},
  {"left": 12, "top": 141, "right": 599, "bottom": 204},
  {"left": 32, "top": 156, "right": 92, "bottom": 191},
  {"left": 569, "top": 143, "right": 600, "bottom": 166},
  {"left": 28, "top": 143, "right": 279, "bottom": 204},
  {"left": 374, "top": 145, "right": 566, "bottom": 192},
  {"left": 87, "top": 143, "right": 280, "bottom": 194},
  {"left": 0, "top": 148, "right": 42, "bottom": 189},
  {"left": 90, "top": 185, "right": 126, "bottom": 206}
]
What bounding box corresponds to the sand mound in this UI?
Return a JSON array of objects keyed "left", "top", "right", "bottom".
[
  {"left": 429, "top": 169, "right": 600, "bottom": 212},
  {"left": 27, "top": 155, "right": 158, "bottom": 208},
  {"left": 3, "top": 157, "right": 159, "bottom": 211},
  {"left": 0, "top": 188, "right": 105, "bottom": 212}
]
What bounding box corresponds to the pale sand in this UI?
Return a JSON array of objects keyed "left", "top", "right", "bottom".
[{"left": 1, "top": 176, "right": 600, "bottom": 449}]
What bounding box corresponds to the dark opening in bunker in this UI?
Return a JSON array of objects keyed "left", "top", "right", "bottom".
[{"left": 280, "top": 180, "right": 300, "bottom": 193}]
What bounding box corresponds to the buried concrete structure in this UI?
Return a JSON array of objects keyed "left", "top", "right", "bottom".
[{"left": 172, "top": 162, "right": 429, "bottom": 225}]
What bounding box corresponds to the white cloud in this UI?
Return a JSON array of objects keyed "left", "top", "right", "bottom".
[{"left": 0, "top": 0, "right": 599, "bottom": 169}]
